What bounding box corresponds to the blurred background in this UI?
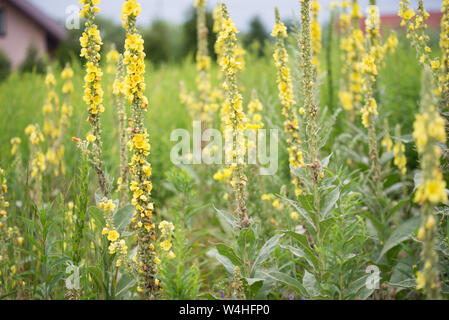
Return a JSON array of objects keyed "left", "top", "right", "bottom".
[{"left": 0, "top": 0, "right": 444, "bottom": 77}]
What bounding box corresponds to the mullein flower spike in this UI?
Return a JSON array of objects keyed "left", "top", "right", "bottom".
[
  {"left": 413, "top": 68, "right": 446, "bottom": 300},
  {"left": 217, "top": 3, "right": 250, "bottom": 229},
  {"left": 122, "top": 0, "right": 159, "bottom": 297},
  {"left": 79, "top": 0, "right": 109, "bottom": 197},
  {"left": 272, "top": 7, "right": 305, "bottom": 197}
]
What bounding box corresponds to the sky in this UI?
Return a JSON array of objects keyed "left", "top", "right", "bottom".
[{"left": 29, "top": 0, "right": 443, "bottom": 32}]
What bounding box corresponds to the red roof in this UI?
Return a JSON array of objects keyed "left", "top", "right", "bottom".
[
  {"left": 360, "top": 10, "right": 444, "bottom": 31},
  {"left": 5, "top": 0, "right": 66, "bottom": 41}
]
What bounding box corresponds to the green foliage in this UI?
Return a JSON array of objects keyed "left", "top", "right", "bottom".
[
  {"left": 18, "top": 46, "right": 46, "bottom": 74},
  {"left": 0, "top": 50, "right": 10, "bottom": 82}
]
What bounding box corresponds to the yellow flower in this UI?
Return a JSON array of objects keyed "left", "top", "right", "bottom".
[
  {"left": 160, "top": 240, "right": 172, "bottom": 251},
  {"left": 271, "top": 23, "right": 287, "bottom": 38},
  {"left": 107, "top": 230, "right": 119, "bottom": 242}
]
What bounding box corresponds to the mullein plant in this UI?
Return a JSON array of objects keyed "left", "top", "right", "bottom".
[
  {"left": 413, "top": 67, "right": 447, "bottom": 300},
  {"left": 121, "top": 0, "right": 159, "bottom": 298},
  {"left": 217, "top": 3, "right": 250, "bottom": 229},
  {"left": 25, "top": 124, "right": 46, "bottom": 205},
  {"left": 310, "top": 0, "right": 321, "bottom": 70},
  {"left": 53, "top": 64, "right": 74, "bottom": 177},
  {"left": 272, "top": 7, "right": 305, "bottom": 198},
  {"left": 339, "top": 0, "right": 364, "bottom": 115},
  {"left": 300, "top": 0, "right": 324, "bottom": 201},
  {"left": 393, "top": 124, "right": 408, "bottom": 200},
  {"left": 112, "top": 55, "right": 129, "bottom": 206},
  {"left": 78, "top": 0, "right": 108, "bottom": 197},
  {"left": 0, "top": 169, "right": 22, "bottom": 295},
  {"left": 441, "top": 0, "right": 449, "bottom": 110},
  {"left": 399, "top": 0, "right": 449, "bottom": 111},
  {"left": 194, "top": 0, "right": 213, "bottom": 124},
  {"left": 10, "top": 137, "right": 24, "bottom": 186},
  {"left": 42, "top": 68, "right": 61, "bottom": 177},
  {"left": 361, "top": 1, "right": 397, "bottom": 195}
]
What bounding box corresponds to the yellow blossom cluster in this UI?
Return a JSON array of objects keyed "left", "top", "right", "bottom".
[
  {"left": 413, "top": 111, "right": 447, "bottom": 205},
  {"left": 78, "top": 0, "right": 109, "bottom": 198},
  {"left": 413, "top": 70, "right": 446, "bottom": 299},
  {"left": 393, "top": 126, "right": 407, "bottom": 175},
  {"left": 42, "top": 70, "right": 60, "bottom": 141},
  {"left": 272, "top": 8, "right": 304, "bottom": 197},
  {"left": 246, "top": 92, "right": 264, "bottom": 131},
  {"left": 339, "top": 0, "right": 365, "bottom": 112},
  {"left": 25, "top": 125, "right": 45, "bottom": 204},
  {"left": 10, "top": 138, "right": 21, "bottom": 157},
  {"left": 48, "top": 64, "right": 74, "bottom": 177},
  {"left": 217, "top": 3, "right": 250, "bottom": 229},
  {"left": 310, "top": 0, "right": 321, "bottom": 68},
  {"left": 106, "top": 47, "right": 120, "bottom": 75},
  {"left": 122, "top": 0, "right": 159, "bottom": 297},
  {"left": 158, "top": 220, "right": 175, "bottom": 260},
  {"left": 0, "top": 169, "right": 10, "bottom": 230},
  {"left": 399, "top": 0, "right": 448, "bottom": 103},
  {"left": 440, "top": 0, "right": 449, "bottom": 107},
  {"left": 98, "top": 199, "right": 129, "bottom": 268},
  {"left": 0, "top": 168, "right": 21, "bottom": 291}
]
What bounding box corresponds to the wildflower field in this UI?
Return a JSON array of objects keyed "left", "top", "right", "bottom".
[{"left": 1, "top": 0, "right": 449, "bottom": 301}]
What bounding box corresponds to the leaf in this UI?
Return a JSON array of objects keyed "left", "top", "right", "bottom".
[
  {"left": 210, "top": 249, "right": 235, "bottom": 275},
  {"left": 262, "top": 271, "right": 306, "bottom": 295},
  {"left": 347, "top": 274, "right": 375, "bottom": 300},
  {"left": 284, "top": 231, "right": 319, "bottom": 268},
  {"left": 237, "top": 228, "right": 256, "bottom": 257},
  {"left": 280, "top": 196, "right": 315, "bottom": 233},
  {"left": 88, "top": 206, "right": 105, "bottom": 228},
  {"left": 303, "top": 271, "right": 319, "bottom": 297},
  {"left": 321, "top": 188, "right": 339, "bottom": 218},
  {"left": 115, "top": 273, "right": 136, "bottom": 298},
  {"left": 113, "top": 204, "right": 134, "bottom": 234},
  {"left": 377, "top": 217, "right": 420, "bottom": 261},
  {"left": 216, "top": 244, "right": 242, "bottom": 267},
  {"left": 321, "top": 153, "right": 332, "bottom": 168},
  {"left": 246, "top": 278, "right": 264, "bottom": 297},
  {"left": 213, "top": 206, "right": 238, "bottom": 229},
  {"left": 281, "top": 245, "right": 315, "bottom": 269},
  {"left": 253, "top": 234, "right": 282, "bottom": 267}
]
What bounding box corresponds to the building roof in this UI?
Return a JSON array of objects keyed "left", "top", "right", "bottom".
[
  {"left": 5, "top": 0, "right": 66, "bottom": 41},
  {"left": 360, "top": 10, "right": 444, "bottom": 31}
]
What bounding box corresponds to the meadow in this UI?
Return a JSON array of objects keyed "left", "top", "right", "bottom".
[{"left": 0, "top": 0, "right": 448, "bottom": 300}]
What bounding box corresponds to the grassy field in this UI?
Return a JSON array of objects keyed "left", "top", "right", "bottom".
[{"left": 0, "top": 0, "right": 448, "bottom": 300}]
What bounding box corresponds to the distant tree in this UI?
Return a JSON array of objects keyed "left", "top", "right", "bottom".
[
  {"left": 243, "top": 16, "right": 269, "bottom": 57},
  {"left": 181, "top": 7, "right": 217, "bottom": 61},
  {"left": 55, "top": 16, "right": 126, "bottom": 67},
  {"left": 0, "top": 50, "right": 10, "bottom": 82},
  {"left": 143, "top": 20, "right": 173, "bottom": 64},
  {"left": 18, "top": 46, "right": 46, "bottom": 74}
]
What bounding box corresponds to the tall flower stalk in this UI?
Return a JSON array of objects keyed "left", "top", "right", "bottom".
[
  {"left": 310, "top": 0, "right": 321, "bottom": 70},
  {"left": 55, "top": 64, "right": 74, "bottom": 177},
  {"left": 399, "top": 0, "right": 448, "bottom": 110},
  {"left": 272, "top": 7, "right": 305, "bottom": 197},
  {"left": 122, "top": 0, "right": 158, "bottom": 298},
  {"left": 195, "top": 0, "right": 212, "bottom": 124},
  {"left": 79, "top": 0, "right": 108, "bottom": 197},
  {"left": 413, "top": 68, "right": 446, "bottom": 300},
  {"left": 300, "top": 0, "right": 322, "bottom": 200},
  {"left": 113, "top": 55, "right": 129, "bottom": 206},
  {"left": 361, "top": 1, "right": 398, "bottom": 195},
  {"left": 361, "top": 2, "right": 382, "bottom": 193},
  {"left": 25, "top": 124, "right": 45, "bottom": 205},
  {"left": 217, "top": 3, "right": 250, "bottom": 229},
  {"left": 339, "top": 0, "right": 364, "bottom": 114}
]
